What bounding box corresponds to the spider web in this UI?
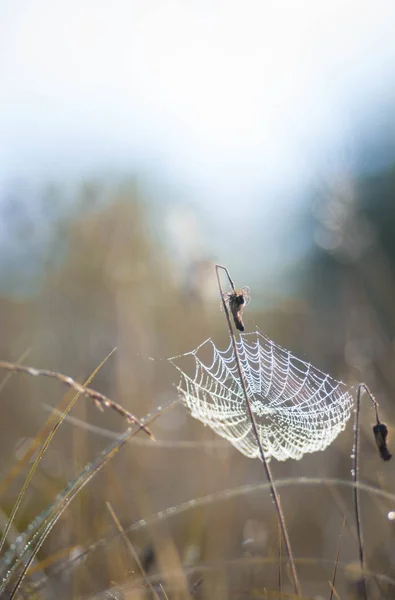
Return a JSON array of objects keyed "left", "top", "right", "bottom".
[{"left": 169, "top": 330, "right": 354, "bottom": 461}]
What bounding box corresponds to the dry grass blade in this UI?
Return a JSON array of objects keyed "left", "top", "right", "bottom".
[
  {"left": 5, "top": 401, "right": 170, "bottom": 599},
  {"left": 133, "top": 568, "right": 314, "bottom": 600},
  {"left": 7, "top": 430, "right": 136, "bottom": 599},
  {"left": 0, "top": 395, "right": 70, "bottom": 498},
  {"left": 0, "top": 347, "right": 118, "bottom": 557},
  {"left": 0, "top": 360, "right": 153, "bottom": 438},
  {"left": 51, "top": 474, "right": 395, "bottom": 588},
  {"left": 329, "top": 516, "right": 345, "bottom": 600},
  {"left": 130, "top": 556, "right": 395, "bottom": 600}
]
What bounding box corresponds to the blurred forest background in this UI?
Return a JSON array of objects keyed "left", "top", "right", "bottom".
[{"left": 2, "top": 1, "right": 395, "bottom": 599}]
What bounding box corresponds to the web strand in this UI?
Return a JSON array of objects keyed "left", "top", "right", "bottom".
[{"left": 170, "top": 330, "right": 353, "bottom": 462}]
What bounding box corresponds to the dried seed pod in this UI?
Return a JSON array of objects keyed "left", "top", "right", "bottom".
[{"left": 373, "top": 422, "right": 392, "bottom": 461}]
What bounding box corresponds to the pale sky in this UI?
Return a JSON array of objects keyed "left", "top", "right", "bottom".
[{"left": 1, "top": 0, "right": 395, "bottom": 288}]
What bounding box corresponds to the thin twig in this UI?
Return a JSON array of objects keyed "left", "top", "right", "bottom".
[
  {"left": 215, "top": 264, "right": 301, "bottom": 597},
  {"left": 0, "top": 360, "right": 153, "bottom": 438}
]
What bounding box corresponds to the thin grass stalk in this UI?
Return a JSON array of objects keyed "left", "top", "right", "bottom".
[
  {"left": 108, "top": 555, "right": 395, "bottom": 598},
  {"left": 6, "top": 400, "right": 167, "bottom": 599},
  {"left": 353, "top": 384, "right": 379, "bottom": 600},
  {"left": 215, "top": 264, "right": 301, "bottom": 597},
  {"left": 106, "top": 501, "right": 161, "bottom": 600},
  {"left": 353, "top": 384, "right": 367, "bottom": 600},
  {"left": 278, "top": 521, "right": 282, "bottom": 600},
  {"left": 128, "top": 558, "right": 393, "bottom": 600},
  {"left": 7, "top": 427, "right": 136, "bottom": 599},
  {"left": 328, "top": 582, "right": 341, "bottom": 600},
  {"left": 30, "top": 475, "right": 395, "bottom": 592},
  {"left": 0, "top": 347, "right": 31, "bottom": 396},
  {"left": 0, "top": 348, "right": 117, "bottom": 558},
  {"left": 352, "top": 383, "right": 391, "bottom": 600},
  {"left": 329, "top": 516, "right": 345, "bottom": 600}
]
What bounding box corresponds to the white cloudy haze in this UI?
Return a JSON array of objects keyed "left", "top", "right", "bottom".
[{"left": 1, "top": 0, "right": 395, "bottom": 288}]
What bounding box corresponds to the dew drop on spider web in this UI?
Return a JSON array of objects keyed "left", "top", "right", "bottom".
[{"left": 169, "top": 330, "right": 354, "bottom": 462}]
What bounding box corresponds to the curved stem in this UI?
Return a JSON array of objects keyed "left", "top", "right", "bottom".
[
  {"left": 215, "top": 264, "right": 301, "bottom": 597},
  {"left": 353, "top": 383, "right": 388, "bottom": 600}
]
